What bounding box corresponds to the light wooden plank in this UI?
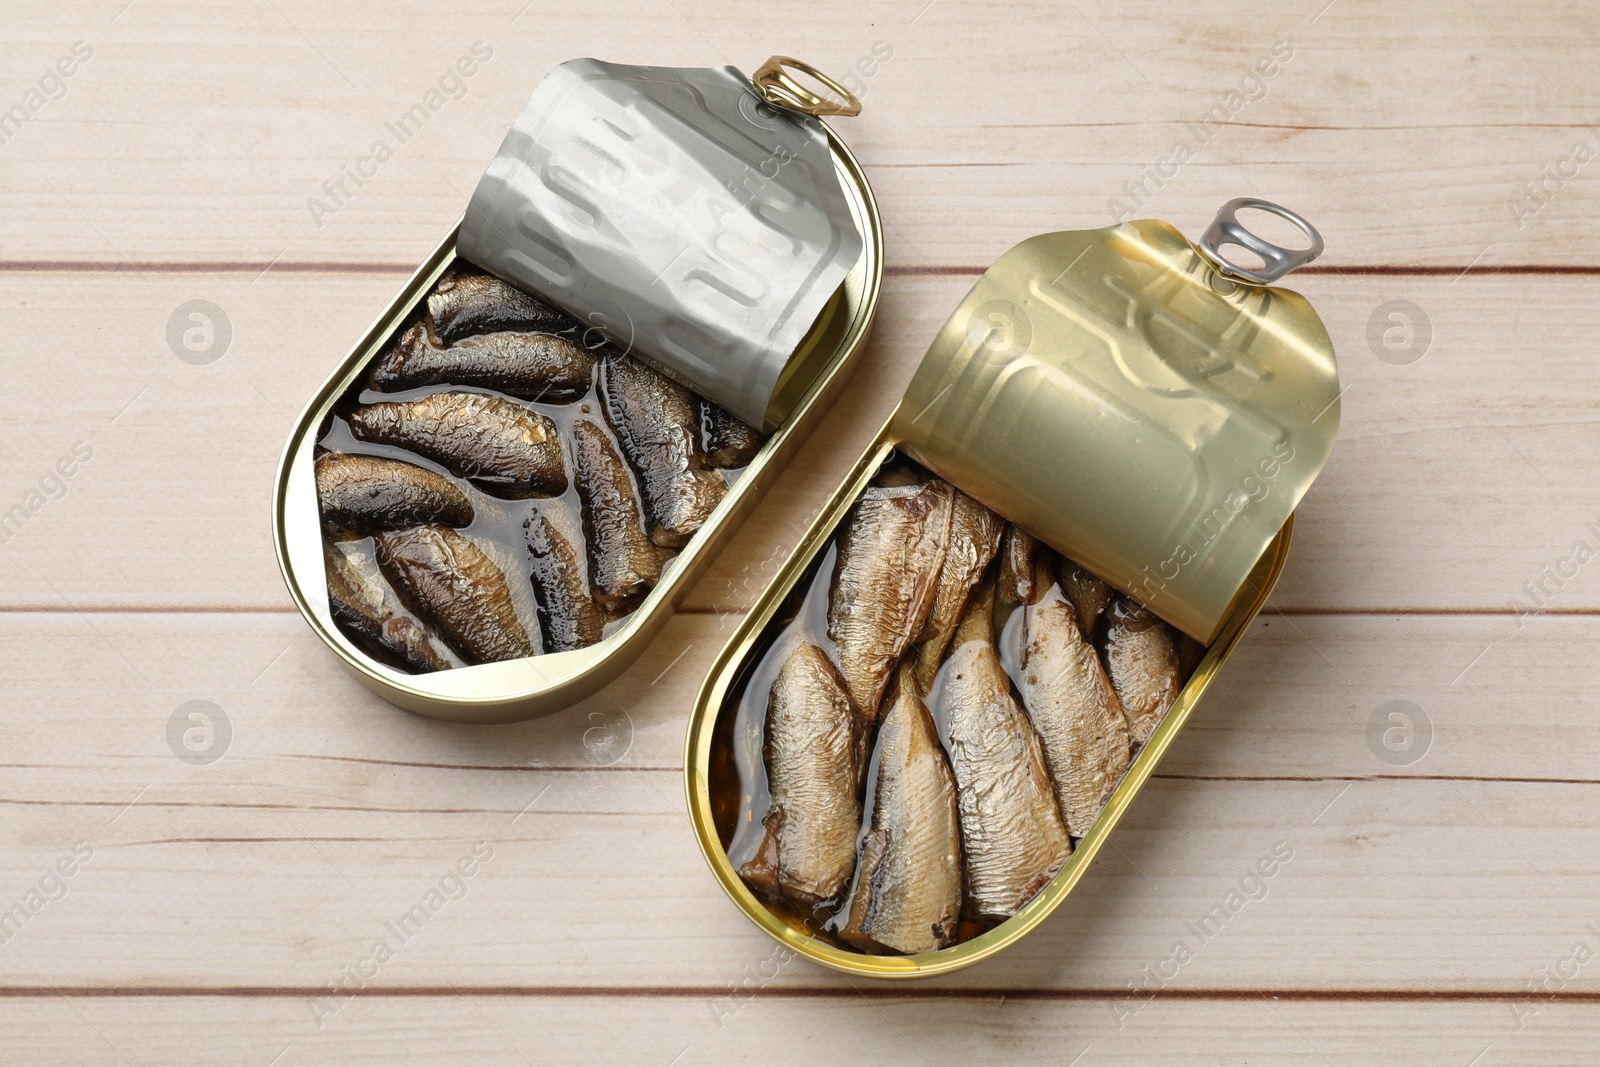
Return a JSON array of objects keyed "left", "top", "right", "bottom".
[
  {"left": 3, "top": 272, "right": 1598, "bottom": 613},
  {"left": 0, "top": 612, "right": 1596, "bottom": 991},
  {"left": 0, "top": 611, "right": 1589, "bottom": 781},
  {"left": 1, "top": 768, "right": 1598, "bottom": 992},
  {"left": 4, "top": 995, "right": 1593, "bottom": 1067},
  {"left": 4, "top": 0, "right": 1597, "bottom": 1055},
  {"left": 4, "top": 2, "right": 1599, "bottom": 267}
]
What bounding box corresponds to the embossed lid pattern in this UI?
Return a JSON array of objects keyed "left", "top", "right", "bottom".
[
  {"left": 890, "top": 210, "right": 1340, "bottom": 643},
  {"left": 459, "top": 58, "right": 864, "bottom": 430}
]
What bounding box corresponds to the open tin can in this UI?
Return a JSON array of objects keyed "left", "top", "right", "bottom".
[
  {"left": 686, "top": 199, "right": 1341, "bottom": 976},
  {"left": 273, "top": 57, "right": 882, "bottom": 723}
]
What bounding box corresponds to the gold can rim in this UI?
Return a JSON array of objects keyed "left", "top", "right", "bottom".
[
  {"left": 682, "top": 426, "right": 1294, "bottom": 978},
  {"left": 271, "top": 122, "right": 883, "bottom": 723}
]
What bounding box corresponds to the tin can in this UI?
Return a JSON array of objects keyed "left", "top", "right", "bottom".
[
  {"left": 273, "top": 58, "right": 882, "bottom": 724},
  {"left": 685, "top": 199, "right": 1339, "bottom": 976}
]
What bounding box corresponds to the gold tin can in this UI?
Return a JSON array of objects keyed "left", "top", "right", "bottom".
[
  {"left": 273, "top": 113, "right": 881, "bottom": 724},
  {"left": 686, "top": 200, "right": 1339, "bottom": 977}
]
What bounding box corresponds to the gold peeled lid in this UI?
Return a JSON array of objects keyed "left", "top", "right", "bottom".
[{"left": 890, "top": 199, "right": 1340, "bottom": 644}]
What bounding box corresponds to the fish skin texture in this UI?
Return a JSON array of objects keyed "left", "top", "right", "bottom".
[
  {"left": 323, "top": 541, "right": 459, "bottom": 674},
  {"left": 700, "top": 398, "right": 764, "bottom": 469},
  {"left": 427, "top": 267, "right": 574, "bottom": 343},
  {"left": 315, "top": 451, "right": 473, "bottom": 535},
  {"left": 841, "top": 664, "right": 962, "bottom": 955},
  {"left": 523, "top": 508, "right": 607, "bottom": 653},
  {"left": 570, "top": 417, "right": 664, "bottom": 609},
  {"left": 826, "top": 479, "right": 955, "bottom": 729},
  {"left": 1058, "top": 557, "right": 1112, "bottom": 637},
  {"left": 599, "top": 352, "right": 726, "bottom": 549},
  {"left": 937, "top": 585, "right": 1072, "bottom": 922},
  {"left": 372, "top": 320, "right": 595, "bottom": 403},
  {"left": 739, "top": 643, "right": 861, "bottom": 908},
  {"left": 1017, "top": 588, "right": 1131, "bottom": 835},
  {"left": 909, "top": 490, "right": 1004, "bottom": 692},
  {"left": 374, "top": 525, "right": 536, "bottom": 664},
  {"left": 347, "top": 391, "right": 567, "bottom": 498},
  {"left": 1104, "top": 595, "right": 1183, "bottom": 745},
  {"left": 993, "top": 524, "right": 1049, "bottom": 645}
]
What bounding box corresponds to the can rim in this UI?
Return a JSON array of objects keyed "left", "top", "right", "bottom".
[
  {"left": 681, "top": 436, "right": 1295, "bottom": 978},
  {"left": 270, "top": 121, "right": 884, "bottom": 723}
]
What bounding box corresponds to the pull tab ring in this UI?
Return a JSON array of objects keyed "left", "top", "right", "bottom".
[
  {"left": 1198, "top": 198, "right": 1324, "bottom": 285},
  {"left": 753, "top": 56, "right": 862, "bottom": 117}
]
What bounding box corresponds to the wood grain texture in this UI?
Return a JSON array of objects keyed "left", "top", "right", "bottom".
[
  {"left": 6, "top": 2, "right": 1600, "bottom": 268},
  {"left": 2, "top": 273, "right": 1598, "bottom": 613},
  {"left": 0, "top": 612, "right": 1591, "bottom": 782},
  {"left": 3, "top": 0, "right": 1598, "bottom": 1061},
  {"left": 7, "top": 997, "right": 1596, "bottom": 1067},
  {"left": 0, "top": 613, "right": 1594, "bottom": 996}
]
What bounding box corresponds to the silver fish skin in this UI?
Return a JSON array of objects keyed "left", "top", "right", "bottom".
[
  {"left": 910, "top": 490, "right": 1004, "bottom": 692},
  {"left": 699, "top": 398, "right": 764, "bottom": 469},
  {"left": 840, "top": 664, "right": 962, "bottom": 955},
  {"left": 346, "top": 391, "right": 567, "bottom": 498},
  {"left": 323, "top": 541, "right": 461, "bottom": 674},
  {"left": 826, "top": 478, "right": 954, "bottom": 729},
  {"left": 738, "top": 642, "right": 861, "bottom": 908},
  {"left": 599, "top": 352, "right": 726, "bottom": 548},
  {"left": 523, "top": 508, "right": 607, "bottom": 653},
  {"left": 570, "top": 416, "right": 664, "bottom": 608},
  {"left": 372, "top": 320, "right": 596, "bottom": 403},
  {"left": 1017, "top": 587, "right": 1131, "bottom": 835},
  {"left": 1104, "top": 596, "right": 1183, "bottom": 745},
  {"left": 1058, "top": 557, "right": 1112, "bottom": 637},
  {"left": 428, "top": 267, "right": 574, "bottom": 343},
  {"left": 374, "top": 525, "right": 537, "bottom": 665},
  {"left": 937, "top": 585, "right": 1071, "bottom": 922},
  {"left": 315, "top": 451, "right": 473, "bottom": 536},
  {"left": 993, "top": 523, "right": 1049, "bottom": 645}
]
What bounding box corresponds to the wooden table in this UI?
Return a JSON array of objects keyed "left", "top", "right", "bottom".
[{"left": 4, "top": 1, "right": 1596, "bottom": 1062}]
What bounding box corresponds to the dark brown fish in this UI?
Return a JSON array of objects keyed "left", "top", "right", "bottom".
[
  {"left": 1017, "top": 588, "right": 1131, "bottom": 835},
  {"left": 993, "top": 524, "right": 1051, "bottom": 646},
  {"left": 700, "top": 399, "right": 764, "bottom": 469},
  {"left": 738, "top": 643, "right": 861, "bottom": 908},
  {"left": 910, "top": 490, "right": 1004, "bottom": 692},
  {"left": 840, "top": 664, "right": 962, "bottom": 955},
  {"left": 523, "top": 508, "right": 607, "bottom": 653},
  {"left": 936, "top": 584, "right": 1071, "bottom": 922},
  {"left": 599, "top": 353, "right": 726, "bottom": 548},
  {"left": 570, "top": 417, "right": 664, "bottom": 609},
  {"left": 826, "top": 478, "right": 954, "bottom": 730},
  {"left": 315, "top": 451, "right": 472, "bottom": 536},
  {"left": 323, "top": 542, "right": 459, "bottom": 674},
  {"left": 370, "top": 320, "right": 596, "bottom": 403},
  {"left": 1058, "top": 557, "right": 1112, "bottom": 637},
  {"left": 374, "top": 525, "right": 536, "bottom": 664},
  {"left": 427, "top": 266, "right": 574, "bottom": 343},
  {"left": 1176, "top": 633, "right": 1207, "bottom": 678},
  {"left": 347, "top": 391, "right": 566, "bottom": 498},
  {"left": 1104, "top": 596, "right": 1183, "bottom": 745}
]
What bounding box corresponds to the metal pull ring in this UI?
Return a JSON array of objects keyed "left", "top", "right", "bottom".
[
  {"left": 753, "top": 56, "right": 862, "bottom": 117},
  {"left": 1198, "top": 198, "right": 1324, "bottom": 285}
]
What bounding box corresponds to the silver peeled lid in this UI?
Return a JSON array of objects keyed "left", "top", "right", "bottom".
[{"left": 459, "top": 58, "right": 864, "bottom": 430}]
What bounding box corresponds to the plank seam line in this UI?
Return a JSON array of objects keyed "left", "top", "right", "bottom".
[
  {"left": 8, "top": 775, "right": 1598, "bottom": 807},
  {"left": 275, "top": 756, "right": 1600, "bottom": 785},
  {"left": 0, "top": 606, "right": 1585, "bottom": 618},
  {"left": 0, "top": 986, "right": 1582, "bottom": 1003},
  {"left": 0, "top": 606, "right": 303, "bottom": 615},
  {"left": 3, "top": 261, "right": 1599, "bottom": 278},
  {"left": 894, "top": 265, "right": 1599, "bottom": 278}
]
